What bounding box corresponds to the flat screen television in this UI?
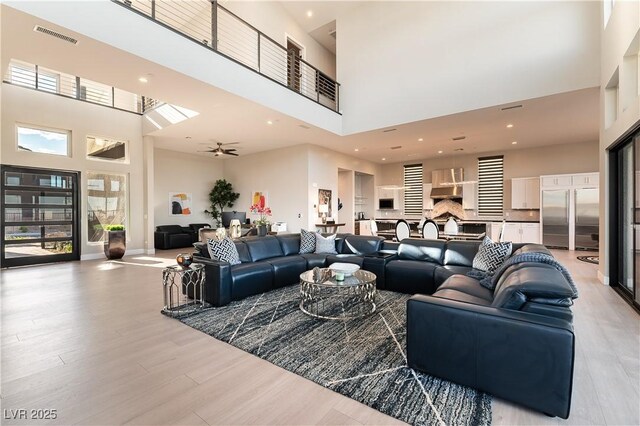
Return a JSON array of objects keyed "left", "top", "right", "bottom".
[
  {"left": 221, "top": 211, "right": 247, "bottom": 228},
  {"left": 378, "top": 198, "right": 395, "bottom": 209}
]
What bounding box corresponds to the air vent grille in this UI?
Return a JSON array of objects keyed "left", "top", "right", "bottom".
[
  {"left": 452, "top": 136, "right": 466, "bottom": 141},
  {"left": 382, "top": 128, "right": 397, "bottom": 133},
  {"left": 390, "top": 145, "right": 402, "bottom": 150},
  {"left": 33, "top": 25, "right": 78, "bottom": 45},
  {"left": 501, "top": 104, "right": 523, "bottom": 111}
]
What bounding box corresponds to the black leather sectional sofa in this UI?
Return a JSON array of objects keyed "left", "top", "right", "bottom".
[
  {"left": 155, "top": 223, "right": 211, "bottom": 249},
  {"left": 192, "top": 233, "right": 577, "bottom": 419}
]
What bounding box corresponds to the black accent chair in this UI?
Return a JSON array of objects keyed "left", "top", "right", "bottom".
[{"left": 154, "top": 225, "right": 195, "bottom": 250}]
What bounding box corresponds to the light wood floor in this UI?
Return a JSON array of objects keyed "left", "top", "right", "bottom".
[{"left": 1, "top": 249, "right": 638, "bottom": 425}]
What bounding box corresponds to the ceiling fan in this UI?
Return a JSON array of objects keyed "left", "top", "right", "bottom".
[{"left": 198, "top": 142, "right": 240, "bottom": 157}]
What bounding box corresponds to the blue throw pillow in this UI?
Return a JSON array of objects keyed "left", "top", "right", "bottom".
[
  {"left": 472, "top": 236, "right": 512, "bottom": 274},
  {"left": 299, "top": 229, "right": 317, "bottom": 254}
]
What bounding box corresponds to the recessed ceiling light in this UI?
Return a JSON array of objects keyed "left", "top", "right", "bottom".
[
  {"left": 438, "top": 150, "right": 443, "bottom": 154},
  {"left": 512, "top": 141, "right": 518, "bottom": 145},
  {"left": 506, "top": 124, "right": 514, "bottom": 128},
  {"left": 381, "top": 158, "right": 386, "bottom": 161},
  {"left": 267, "top": 120, "right": 273, "bottom": 125},
  {"left": 354, "top": 148, "right": 359, "bottom": 152},
  {"left": 418, "top": 138, "right": 423, "bottom": 142},
  {"left": 138, "top": 76, "right": 148, "bottom": 83},
  {"left": 307, "top": 10, "right": 313, "bottom": 17}
]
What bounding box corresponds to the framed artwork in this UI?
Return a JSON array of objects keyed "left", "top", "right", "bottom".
[
  {"left": 318, "top": 188, "right": 332, "bottom": 217},
  {"left": 169, "top": 192, "right": 192, "bottom": 215},
  {"left": 252, "top": 191, "right": 268, "bottom": 208}
]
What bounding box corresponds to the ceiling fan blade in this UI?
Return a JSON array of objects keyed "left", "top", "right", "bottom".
[
  {"left": 224, "top": 148, "right": 237, "bottom": 152},
  {"left": 197, "top": 150, "right": 215, "bottom": 153},
  {"left": 221, "top": 142, "right": 240, "bottom": 146},
  {"left": 225, "top": 152, "right": 239, "bottom": 156}
]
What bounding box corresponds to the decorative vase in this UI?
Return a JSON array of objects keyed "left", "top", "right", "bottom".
[
  {"left": 176, "top": 253, "right": 193, "bottom": 269},
  {"left": 229, "top": 219, "right": 242, "bottom": 239},
  {"left": 257, "top": 224, "right": 268, "bottom": 237},
  {"left": 104, "top": 230, "right": 126, "bottom": 260}
]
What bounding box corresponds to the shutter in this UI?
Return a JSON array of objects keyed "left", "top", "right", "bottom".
[
  {"left": 404, "top": 164, "right": 423, "bottom": 215},
  {"left": 477, "top": 156, "right": 504, "bottom": 216}
]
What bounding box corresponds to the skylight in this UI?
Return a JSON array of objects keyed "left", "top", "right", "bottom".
[{"left": 155, "top": 103, "right": 199, "bottom": 124}]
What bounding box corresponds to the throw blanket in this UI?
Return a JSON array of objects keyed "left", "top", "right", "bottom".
[{"left": 467, "top": 252, "right": 578, "bottom": 297}]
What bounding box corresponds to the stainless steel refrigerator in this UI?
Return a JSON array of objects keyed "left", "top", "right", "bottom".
[
  {"left": 542, "top": 187, "right": 600, "bottom": 250},
  {"left": 574, "top": 187, "right": 599, "bottom": 250},
  {"left": 542, "top": 190, "right": 570, "bottom": 249}
]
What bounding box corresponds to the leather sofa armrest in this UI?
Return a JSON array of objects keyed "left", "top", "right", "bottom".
[
  {"left": 362, "top": 253, "right": 398, "bottom": 290},
  {"left": 154, "top": 231, "right": 171, "bottom": 250},
  {"left": 193, "top": 255, "right": 232, "bottom": 306},
  {"left": 406, "top": 295, "right": 575, "bottom": 419}
]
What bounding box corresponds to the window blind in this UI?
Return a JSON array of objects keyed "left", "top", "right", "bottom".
[
  {"left": 477, "top": 156, "right": 504, "bottom": 216},
  {"left": 404, "top": 164, "right": 423, "bottom": 215}
]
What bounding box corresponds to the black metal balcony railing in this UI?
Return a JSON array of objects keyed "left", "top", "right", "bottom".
[{"left": 114, "top": 0, "right": 340, "bottom": 113}]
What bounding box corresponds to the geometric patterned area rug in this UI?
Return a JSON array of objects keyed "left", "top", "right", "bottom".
[
  {"left": 577, "top": 255, "right": 599, "bottom": 264},
  {"left": 176, "top": 286, "right": 492, "bottom": 425}
]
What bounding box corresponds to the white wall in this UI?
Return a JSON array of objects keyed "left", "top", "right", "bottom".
[
  {"left": 338, "top": 170, "right": 355, "bottom": 233},
  {"left": 223, "top": 144, "right": 309, "bottom": 233},
  {"left": 307, "top": 144, "right": 381, "bottom": 230},
  {"left": 223, "top": 1, "right": 336, "bottom": 79},
  {"left": 599, "top": 1, "right": 640, "bottom": 286},
  {"left": 153, "top": 148, "right": 224, "bottom": 227},
  {"left": 1, "top": 84, "right": 145, "bottom": 259},
  {"left": 337, "top": 1, "right": 601, "bottom": 133}
]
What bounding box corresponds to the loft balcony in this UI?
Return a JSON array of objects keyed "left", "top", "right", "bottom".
[{"left": 114, "top": 0, "right": 340, "bottom": 113}]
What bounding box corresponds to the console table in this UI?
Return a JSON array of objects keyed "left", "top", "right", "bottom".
[{"left": 315, "top": 223, "right": 346, "bottom": 233}]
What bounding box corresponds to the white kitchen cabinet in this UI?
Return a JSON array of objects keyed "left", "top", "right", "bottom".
[
  {"left": 511, "top": 177, "right": 540, "bottom": 209},
  {"left": 572, "top": 173, "right": 599, "bottom": 187},
  {"left": 358, "top": 220, "right": 373, "bottom": 236},
  {"left": 541, "top": 175, "right": 572, "bottom": 188},
  {"left": 502, "top": 223, "right": 521, "bottom": 243},
  {"left": 491, "top": 222, "right": 503, "bottom": 241},
  {"left": 462, "top": 182, "right": 476, "bottom": 210},
  {"left": 497, "top": 222, "right": 541, "bottom": 244},
  {"left": 423, "top": 184, "right": 434, "bottom": 210}
]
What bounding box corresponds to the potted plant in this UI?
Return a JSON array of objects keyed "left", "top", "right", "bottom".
[
  {"left": 204, "top": 179, "right": 240, "bottom": 228},
  {"left": 103, "top": 224, "right": 126, "bottom": 260},
  {"left": 250, "top": 204, "right": 272, "bottom": 237}
]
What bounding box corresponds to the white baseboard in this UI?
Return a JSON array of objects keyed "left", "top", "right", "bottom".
[
  {"left": 597, "top": 270, "right": 610, "bottom": 285},
  {"left": 81, "top": 248, "right": 146, "bottom": 261},
  {"left": 146, "top": 248, "right": 156, "bottom": 255}
]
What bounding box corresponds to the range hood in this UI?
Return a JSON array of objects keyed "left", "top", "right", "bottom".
[{"left": 430, "top": 168, "right": 464, "bottom": 199}]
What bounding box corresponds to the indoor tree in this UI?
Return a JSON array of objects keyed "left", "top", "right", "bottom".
[{"left": 205, "top": 179, "right": 240, "bottom": 227}]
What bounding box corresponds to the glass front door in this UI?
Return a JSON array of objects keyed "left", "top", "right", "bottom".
[{"left": 1, "top": 165, "right": 80, "bottom": 267}]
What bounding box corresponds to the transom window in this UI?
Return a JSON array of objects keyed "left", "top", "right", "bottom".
[
  {"left": 87, "top": 135, "right": 128, "bottom": 163},
  {"left": 16, "top": 125, "right": 70, "bottom": 157}
]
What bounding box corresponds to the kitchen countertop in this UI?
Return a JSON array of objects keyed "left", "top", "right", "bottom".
[{"left": 375, "top": 218, "right": 539, "bottom": 223}]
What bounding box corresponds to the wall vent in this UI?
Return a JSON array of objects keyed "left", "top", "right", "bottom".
[
  {"left": 382, "top": 128, "right": 397, "bottom": 133},
  {"left": 390, "top": 145, "right": 402, "bottom": 150},
  {"left": 298, "top": 124, "right": 310, "bottom": 129},
  {"left": 33, "top": 25, "right": 78, "bottom": 45},
  {"left": 501, "top": 104, "right": 523, "bottom": 111},
  {"left": 452, "top": 136, "right": 466, "bottom": 141}
]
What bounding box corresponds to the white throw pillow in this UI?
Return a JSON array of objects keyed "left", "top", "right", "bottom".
[
  {"left": 472, "top": 236, "right": 512, "bottom": 274},
  {"left": 314, "top": 233, "right": 338, "bottom": 254},
  {"left": 206, "top": 237, "right": 241, "bottom": 265}
]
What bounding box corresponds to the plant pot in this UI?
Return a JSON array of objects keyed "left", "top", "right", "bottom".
[
  {"left": 257, "top": 225, "right": 268, "bottom": 237},
  {"left": 104, "top": 230, "right": 126, "bottom": 260}
]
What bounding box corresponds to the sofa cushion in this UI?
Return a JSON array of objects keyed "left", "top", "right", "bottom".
[
  {"left": 437, "top": 275, "right": 494, "bottom": 302},
  {"left": 300, "top": 253, "right": 328, "bottom": 269},
  {"left": 207, "top": 237, "right": 241, "bottom": 265},
  {"left": 157, "top": 225, "right": 186, "bottom": 234},
  {"left": 432, "top": 288, "right": 492, "bottom": 307},
  {"left": 340, "top": 235, "right": 384, "bottom": 255},
  {"left": 326, "top": 254, "right": 364, "bottom": 267},
  {"left": 385, "top": 259, "right": 439, "bottom": 295},
  {"left": 276, "top": 234, "right": 301, "bottom": 256},
  {"left": 299, "top": 229, "right": 316, "bottom": 254},
  {"left": 245, "top": 236, "right": 285, "bottom": 261},
  {"left": 472, "top": 237, "right": 512, "bottom": 273},
  {"left": 266, "top": 256, "right": 307, "bottom": 288},
  {"left": 230, "top": 262, "right": 273, "bottom": 300},
  {"left": 397, "top": 239, "right": 446, "bottom": 263},
  {"left": 315, "top": 233, "right": 338, "bottom": 254},
  {"left": 433, "top": 265, "right": 474, "bottom": 288},
  {"left": 492, "top": 263, "right": 576, "bottom": 310},
  {"left": 235, "top": 241, "right": 252, "bottom": 263},
  {"left": 443, "top": 241, "right": 481, "bottom": 266}
]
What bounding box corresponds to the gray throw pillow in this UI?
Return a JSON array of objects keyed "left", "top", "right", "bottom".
[
  {"left": 207, "top": 237, "right": 241, "bottom": 265},
  {"left": 314, "top": 233, "right": 338, "bottom": 254},
  {"left": 472, "top": 236, "right": 512, "bottom": 274},
  {"left": 299, "top": 229, "right": 316, "bottom": 254}
]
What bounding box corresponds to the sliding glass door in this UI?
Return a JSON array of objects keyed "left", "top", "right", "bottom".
[{"left": 1, "top": 165, "right": 80, "bottom": 267}]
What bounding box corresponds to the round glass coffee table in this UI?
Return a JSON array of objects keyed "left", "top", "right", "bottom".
[{"left": 299, "top": 269, "right": 377, "bottom": 320}]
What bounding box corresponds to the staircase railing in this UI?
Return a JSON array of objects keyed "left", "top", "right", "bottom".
[{"left": 114, "top": 0, "right": 340, "bottom": 113}]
